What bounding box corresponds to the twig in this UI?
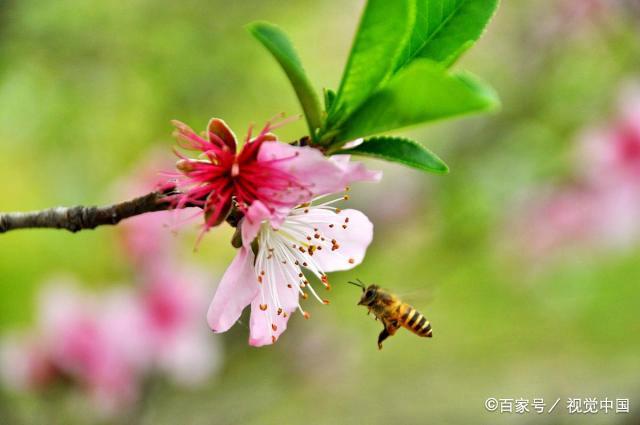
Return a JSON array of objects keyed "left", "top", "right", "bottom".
[{"left": 0, "top": 191, "right": 177, "bottom": 234}]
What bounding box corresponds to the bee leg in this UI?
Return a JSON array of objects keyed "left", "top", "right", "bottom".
[{"left": 377, "top": 327, "right": 390, "bottom": 350}]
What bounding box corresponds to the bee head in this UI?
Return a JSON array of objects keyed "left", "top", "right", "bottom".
[{"left": 357, "top": 284, "right": 379, "bottom": 306}]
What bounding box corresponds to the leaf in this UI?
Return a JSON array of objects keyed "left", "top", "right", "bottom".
[
  {"left": 323, "top": 88, "right": 336, "bottom": 111},
  {"left": 247, "top": 21, "right": 323, "bottom": 136},
  {"left": 333, "top": 59, "right": 499, "bottom": 144},
  {"left": 339, "top": 136, "right": 448, "bottom": 174},
  {"left": 394, "top": 0, "right": 500, "bottom": 72},
  {"left": 326, "top": 0, "right": 414, "bottom": 128}
]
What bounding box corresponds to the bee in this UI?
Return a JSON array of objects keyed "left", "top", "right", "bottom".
[{"left": 349, "top": 279, "right": 432, "bottom": 349}]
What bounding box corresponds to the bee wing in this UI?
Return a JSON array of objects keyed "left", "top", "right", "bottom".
[{"left": 394, "top": 287, "right": 436, "bottom": 307}]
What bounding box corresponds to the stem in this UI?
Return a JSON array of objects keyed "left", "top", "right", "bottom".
[{"left": 0, "top": 190, "right": 179, "bottom": 234}]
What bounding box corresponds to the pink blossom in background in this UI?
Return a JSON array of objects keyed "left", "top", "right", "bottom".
[
  {"left": 580, "top": 85, "right": 640, "bottom": 185},
  {"left": 0, "top": 272, "right": 222, "bottom": 416},
  {"left": 0, "top": 334, "right": 55, "bottom": 392},
  {"left": 138, "top": 264, "right": 221, "bottom": 386},
  {"left": 38, "top": 282, "right": 143, "bottom": 414},
  {"left": 539, "top": 0, "right": 615, "bottom": 40},
  {"left": 114, "top": 155, "right": 223, "bottom": 382},
  {"left": 509, "top": 84, "right": 640, "bottom": 259}
]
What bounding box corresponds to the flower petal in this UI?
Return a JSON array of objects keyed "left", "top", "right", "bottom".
[
  {"left": 330, "top": 154, "right": 382, "bottom": 183},
  {"left": 248, "top": 297, "right": 292, "bottom": 347},
  {"left": 241, "top": 201, "right": 272, "bottom": 246},
  {"left": 308, "top": 208, "right": 374, "bottom": 272},
  {"left": 207, "top": 248, "right": 259, "bottom": 332},
  {"left": 258, "top": 143, "right": 380, "bottom": 197}
]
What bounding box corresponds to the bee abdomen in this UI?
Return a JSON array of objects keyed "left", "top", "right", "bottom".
[{"left": 402, "top": 306, "right": 433, "bottom": 338}]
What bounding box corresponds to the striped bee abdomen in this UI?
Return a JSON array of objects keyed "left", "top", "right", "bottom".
[{"left": 401, "top": 305, "right": 433, "bottom": 338}]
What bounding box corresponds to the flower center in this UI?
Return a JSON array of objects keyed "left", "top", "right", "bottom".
[{"left": 231, "top": 161, "right": 240, "bottom": 177}]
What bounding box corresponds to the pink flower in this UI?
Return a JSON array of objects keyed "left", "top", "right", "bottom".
[
  {"left": 207, "top": 195, "right": 374, "bottom": 346},
  {"left": 581, "top": 87, "right": 640, "bottom": 185},
  {"left": 169, "top": 117, "right": 380, "bottom": 232},
  {"left": 38, "top": 283, "right": 143, "bottom": 414},
  {"left": 0, "top": 334, "right": 56, "bottom": 392},
  {"left": 509, "top": 85, "right": 640, "bottom": 258},
  {"left": 170, "top": 117, "right": 308, "bottom": 229},
  {"left": 138, "top": 265, "right": 221, "bottom": 386}
]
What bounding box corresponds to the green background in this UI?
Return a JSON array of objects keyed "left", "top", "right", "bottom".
[{"left": 1, "top": 0, "right": 639, "bottom": 423}]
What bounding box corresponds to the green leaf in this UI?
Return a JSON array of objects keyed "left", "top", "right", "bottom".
[
  {"left": 327, "top": 0, "right": 413, "bottom": 127},
  {"left": 247, "top": 21, "right": 323, "bottom": 136},
  {"left": 333, "top": 59, "right": 499, "bottom": 144},
  {"left": 394, "top": 0, "right": 500, "bottom": 72},
  {"left": 339, "top": 136, "right": 448, "bottom": 174},
  {"left": 323, "top": 88, "right": 336, "bottom": 111}
]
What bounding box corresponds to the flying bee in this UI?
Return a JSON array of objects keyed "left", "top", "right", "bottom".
[{"left": 349, "top": 279, "right": 432, "bottom": 350}]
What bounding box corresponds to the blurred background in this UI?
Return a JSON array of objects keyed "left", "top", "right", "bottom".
[{"left": 1, "top": 0, "right": 640, "bottom": 423}]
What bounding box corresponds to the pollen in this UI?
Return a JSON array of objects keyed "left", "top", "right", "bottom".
[
  {"left": 322, "top": 299, "right": 330, "bottom": 305},
  {"left": 303, "top": 311, "right": 311, "bottom": 320},
  {"left": 277, "top": 308, "right": 283, "bottom": 315},
  {"left": 272, "top": 335, "right": 277, "bottom": 343},
  {"left": 272, "top": 324, "right": 278, "bottom": 331},
  {"left": 348, "top": 258, "right": 355, "bottom": 264},
  {"left": 302, "top": 293, "right": 309, "bottom": 300},
  {"left": 259, "top": 304, "right": 268, "bottom": 311}
]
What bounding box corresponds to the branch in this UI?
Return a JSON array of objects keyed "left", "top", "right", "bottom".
[{"left": 0, "top": 191, "right": 176, "bottom": 234}]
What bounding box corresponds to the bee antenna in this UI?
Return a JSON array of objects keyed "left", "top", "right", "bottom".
[{"left": 347, "top": 280, "right": 365, "bottom": 291}]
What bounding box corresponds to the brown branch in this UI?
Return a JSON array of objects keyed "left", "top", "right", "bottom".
[{"left": 0, "top": 191, "right": 176, "bottom": 234}]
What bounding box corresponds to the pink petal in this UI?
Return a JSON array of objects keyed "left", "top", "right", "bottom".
[
  {"left": 241, "top": 201, "right": 272, "bottom": 246},
  {"left": 309, "top": 208, "right": 374, "bottom": 272},
  {"left": 330, "top": 154, "right": 382, "bottom": 183},
  {"left": 258, "top": 142, "right": 381, "bottom": 197},
  {"left": 248, "top": 298, "right": 292, "bottom": 347},
  {"left": 207, "top": 247, "right": 259, "bottom": 332}
]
